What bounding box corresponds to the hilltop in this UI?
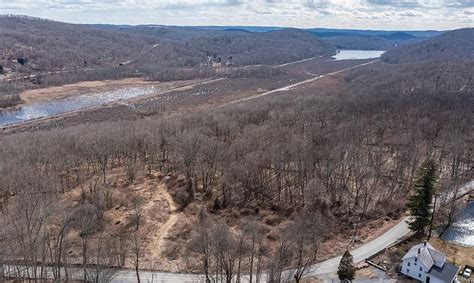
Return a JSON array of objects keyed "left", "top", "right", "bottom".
[
  {"left": 0, "top": 15, "right": 336, "bottom": 76},
  {"left": 92, "top": 25, "right": 337, "bottom": 66},
  {"left": 382, "top": 28, "right": 474, "bottom": 63},
  {"left": 0, "top": 15, "right": 157, "bottom": 72}
]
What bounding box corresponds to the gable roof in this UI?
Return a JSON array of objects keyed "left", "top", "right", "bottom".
[
  {"left": 402, "top": 242, "right": 446, "bottom": 271},
  {"left": 428, "top": 261, "right": 460, "bottom": 282}
]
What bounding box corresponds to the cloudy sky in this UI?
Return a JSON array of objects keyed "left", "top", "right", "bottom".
[{"left": 1, "top": 0, "right": 473, "bottom": 30}]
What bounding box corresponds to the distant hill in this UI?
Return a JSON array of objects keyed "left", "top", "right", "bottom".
[
  {"left": 0, "top": 16, "right": 337, "bottom": 76},
  {"left": 92, "top": 24, "right": 250, "bottom": 40},
  {"left": 0, "top": 15, "right": 158, "bottom": 72},
  {"left": 197, "top": 26, "right": 444, "bottom": 38},
  {"left": 382, "top": 28, "right": 474, "bottom": 63},
  {"left": 325, "top": 36, "right": 400, "bottom": 50},
  {"left": 94, "top": 26, "right": 337, "bottom": 66},
  {"left": 380, "top": 32, "right": 417, "bottom": 40},
  {"left": 181, "top": 28, "right": 336, "bottom": 66},
  {"left": 308, "top": 28, "right": 443, "bottom": 38},
  {"left": 310, "top": 30, "right": 426, "bottom": 50}
]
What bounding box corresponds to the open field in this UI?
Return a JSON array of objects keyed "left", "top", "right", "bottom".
[
  {"left": 18, "top": 78, "right": 190, "bottom": 104},
  {"left": 1, "top": 58, "right": 373, "bottom": 135}
]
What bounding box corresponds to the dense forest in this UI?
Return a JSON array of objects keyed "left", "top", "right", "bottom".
[
  {"left": 0, "top": 15, "right": 157, "bottom": 72},
  {"left": 0, "top": 15, "right": 335, "bottom": 74},
  {"left": 382, "top": 28, "right": 474, "bottom": 63},
  {"left": 0, "top": 18, "right": 472, "bottom": 281},
  {"left": 0, "top": 15, "right": 335, "bottom": 106},
  {"left": 1, "top": 58, "right": 472, "bottom": 282}
]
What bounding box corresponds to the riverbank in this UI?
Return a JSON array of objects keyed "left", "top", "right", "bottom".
[{"left": 441, "top": 197, "right": 474, "bottom": 247}]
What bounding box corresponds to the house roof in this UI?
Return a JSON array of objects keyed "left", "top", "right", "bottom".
[
  {"left": 428, "top": 261, "right": 460, "bottom": 282},
  {"left": 402, "top": 242, "right": 446, "bottom": 271}
]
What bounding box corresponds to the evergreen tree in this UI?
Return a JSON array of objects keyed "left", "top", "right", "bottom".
[
  {"left": 406, "top": 158, "right": 437, "bottom": 237},
  {"left": 337, "top": 250, "right": 355, "bottom": 281}
]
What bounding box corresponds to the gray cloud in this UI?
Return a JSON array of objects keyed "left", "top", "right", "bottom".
[
  {"left": 0, "top": 0, "right": 472, "bottom": 30},
  {"left": 304, "top": 0, "right": 333, "bottom": 9},
  {"left": 365, "top": 0, "right": 421, "bottom": 8},
  {"left": 446, "top": 0, "right": 474, "bottom": 8}
]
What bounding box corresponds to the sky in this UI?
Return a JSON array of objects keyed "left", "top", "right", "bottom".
[{"left": 1, "top": 0, "right": 473, "bottom": 30}]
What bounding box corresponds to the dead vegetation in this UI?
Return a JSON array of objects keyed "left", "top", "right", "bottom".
[{"left": 0, "top": 32, "right": 472, "bottom": 281}]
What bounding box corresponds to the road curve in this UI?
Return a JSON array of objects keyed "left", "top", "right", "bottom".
[{"left": 110, "top": 181, "right": 474, "bottom": 282}]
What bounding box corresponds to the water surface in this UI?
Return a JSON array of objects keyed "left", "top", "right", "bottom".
[
  {"left": 0, "top": 86, "right": 156, "bottom": 126},
  {"left": 442, "top": 201, "right": 474, "bottom": 247},
  {"left": 332, "top": 50, "right": 385, "bottom": 60}
]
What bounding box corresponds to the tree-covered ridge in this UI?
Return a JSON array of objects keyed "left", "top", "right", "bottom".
[{"left": 382, "top": 28, "right": 474, "bottom": 63}]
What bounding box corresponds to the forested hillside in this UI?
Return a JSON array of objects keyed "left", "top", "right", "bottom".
[
  {"left": 0, "top": 45, "right": 471, "bottom": 280},
  {"left": 310, "top": 29, "right": 432, "bottom": 50},
  {"left": 0, "top": 15, "right": 471, "bottom": 281},
  {"left": 0, "top": 15, "right": 157, "bottom": 72},
  {"left": 94, "top": 26, "right": 336, "bottom": 66},
  {"left": 382, "top": 28, "right": 474, "bottom": 63},
  {"left": 325, "top": 36, "right": 397, "bottom": 50},
  {"left": 0, "top": 15, "right": 336, "bottom": 76}
]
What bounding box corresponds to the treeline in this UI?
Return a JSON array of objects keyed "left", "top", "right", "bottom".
[
  {"left": 7, "top": 64, "right": 285, "bottom": 90},
  {"left": 0, "top": 15, "right": 157, "bottom": 73},
  {"left": 144, "top": 65, "right": 285, "bottom": 82},
  {"left": 382, "top": 28, "right": 474, "bottom": 63},
  {"left": 99, "top": 27, "right": 336, "bottom": 67},
  {"left": 1, "top": 16, "right": 336, "bottom": 81},
  {"left": 0, "top": 82, "right": 22, "bottom": 108},
  {"left": 0, "top": 59, "right": 472, "bottom": 280}
]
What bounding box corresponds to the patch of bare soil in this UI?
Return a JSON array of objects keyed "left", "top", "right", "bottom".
[
  {"left": 57, "top": 168, "right": 180, "bottom": 270},
  {"left": 429, "top": 238, "right": 474, "bottom": 267},
  {"left": 48, "top": 165, "right": 410, "bottom": 275}
]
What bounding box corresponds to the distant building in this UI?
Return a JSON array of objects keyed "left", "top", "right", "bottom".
[{"left": 401, "top": 242, "right": 460, "bottom": 283}]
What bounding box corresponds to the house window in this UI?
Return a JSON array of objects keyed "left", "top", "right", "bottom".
[
  {"left": 419, "top": 267, "right": 422, "bottom": 271},
  {"left": 415, "top": 258, "right": 418, "bottom": 262},
  {"left": 418, "top": 273, "right": 422, "bottom": 278},
  {"left": 407, "top": 269, "right": 410, "bottom": 273},
  {"left": 408, "top": 262, "right": 411, "bottom": 266},
  {"left": 414, "top": 262, "right": 417, "bottom": 266}
]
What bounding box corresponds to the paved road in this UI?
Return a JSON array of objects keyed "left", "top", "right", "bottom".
[
  {"left": 2, "top": 51, "right": 472, "bottom": 282},
  {"left": 305, "top": 216, "right": 411, "bottom": 279},
  {"left": 112, "top": 181, "right": 473, "bottom": 282},
  {"left": 3, "top": 215, "right": 412, "bottom": 283}
]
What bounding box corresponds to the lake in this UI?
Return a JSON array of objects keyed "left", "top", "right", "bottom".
[
  {"left": 1, "top": 51, "right": 386, "bottom": 127},
  {"left": 332, "top": 50, "right": 385, "bottom": 60},
  {"left": 0, "top": 85, "right": 157, "bottom": 126},
  {"left": 441, "top": 200, "right": 474, "bottom": 247}
]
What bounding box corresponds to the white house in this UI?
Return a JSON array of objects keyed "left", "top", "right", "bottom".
[{"left": 401, "top": 242, "right": 460, "bottom": 283}]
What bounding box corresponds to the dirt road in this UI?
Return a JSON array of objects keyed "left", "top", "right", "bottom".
[{"left": 152, "top": 184, "right": 179, "bottom": 259}]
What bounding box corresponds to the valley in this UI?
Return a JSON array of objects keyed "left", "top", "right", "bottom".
[{"left": 0, "top": 14, "right": 472, "bottom": 283}]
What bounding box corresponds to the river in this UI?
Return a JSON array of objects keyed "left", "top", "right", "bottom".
[
  {"left": 0, "top": 85, "right": 156, "bottom": 126},
  {"left": 441, "top": 200, "right": 474, "bottom": 247},
  {"left": 1, "top": 50, "right": 386, "bottom": 127}
]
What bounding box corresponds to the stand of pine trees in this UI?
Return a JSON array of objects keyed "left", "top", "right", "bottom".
[
  {"left": 338, "top": 250, "right": 356, "bottom": 281},
  {"left": 406, "top": 158, "right": 438, "bottom": 237}
]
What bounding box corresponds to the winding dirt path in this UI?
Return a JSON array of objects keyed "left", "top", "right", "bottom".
[{"left": 152, "top": 184, "right": 179, "bottom": 258}]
